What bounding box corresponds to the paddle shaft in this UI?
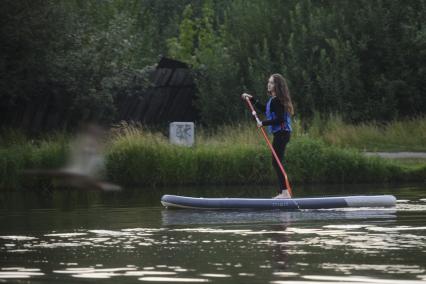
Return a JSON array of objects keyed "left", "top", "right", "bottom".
[{"left": 244, "top": 98, "right": 293, "bottom": 196}]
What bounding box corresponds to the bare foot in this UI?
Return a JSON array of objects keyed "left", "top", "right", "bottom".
[{"left": 274, "top": 190, "right": 291, "bottom": 199}]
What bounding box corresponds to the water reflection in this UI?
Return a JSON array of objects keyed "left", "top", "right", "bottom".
[
  {"left": 268, "top": 224, "right": 290, "bottom": 272},
  {"left": 161, "top": 208, "right": 397, "bottom": 226},
  {"left": 1, "top": 186, "right": 426, "bottom": 283}
]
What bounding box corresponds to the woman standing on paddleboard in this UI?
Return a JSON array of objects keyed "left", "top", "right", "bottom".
[{"left": 241, "top": 74, "right": 294, "bottom": 199}]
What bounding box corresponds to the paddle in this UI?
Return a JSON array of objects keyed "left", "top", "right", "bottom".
[{"left": 244, "top": 97, "right": 293, "bottom": 197}]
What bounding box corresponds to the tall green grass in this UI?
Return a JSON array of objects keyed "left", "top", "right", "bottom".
[
  {"left": 308, "top": 114, "right": 426, "bottom": 151},
  {"left": 0, "top": 132, "right": 68, "bottom": 189},
  {"left": 286, "top": 137, "right": 405, "bottom": 183},
  {"left": 1, "top": 119, "right": 425, "bottom": 191},
  {"left": 106, "top": 124, "right": 269, "bottom": 186},
  {"left": 105, "top": 124, "right": 425, "bottom": 187}
]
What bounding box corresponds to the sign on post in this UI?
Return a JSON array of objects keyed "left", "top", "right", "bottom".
[{"left": 169, "top": 122, "right": 195, "bottom": 147}]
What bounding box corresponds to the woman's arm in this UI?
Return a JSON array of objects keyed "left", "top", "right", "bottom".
[
  {"left": 251, "top": 97, "right": 266, "bottom": 113},
  {"left": 241, "top": 93, "right": 265, "bottom": 113}
]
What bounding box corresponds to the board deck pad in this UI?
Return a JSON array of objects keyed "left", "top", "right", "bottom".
[{"left": 161, "top": 195, "right": 396, "bottom": 210}]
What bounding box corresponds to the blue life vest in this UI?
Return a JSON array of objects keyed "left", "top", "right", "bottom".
[{"left": 266, "top": 97, "right": 292, "bottom": 133}]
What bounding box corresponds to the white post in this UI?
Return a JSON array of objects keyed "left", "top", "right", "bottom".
[{"left": 169, "top": 122, "right": 195, "bottom": 147}]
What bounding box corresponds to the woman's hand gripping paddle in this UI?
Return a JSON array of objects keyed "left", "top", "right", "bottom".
[{"left": 244, "top": 97, "right": 293, "bottom": 197}]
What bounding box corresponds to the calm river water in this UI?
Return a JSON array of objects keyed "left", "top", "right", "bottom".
[{"left": 1, "top": 184, "right": 426, "bottom": 283}]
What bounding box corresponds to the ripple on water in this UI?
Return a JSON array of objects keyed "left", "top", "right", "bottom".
[
  {"left": 321, "top": 263, "right": 425, "bottom": 274},
  {"left": 0, "top": 236, "right": 37, "bottom": 241},
  {"left": 270, "top": 275, "right": 426, "bottom": 284},
  {"left": 138, "top": 277, "right": 210, "bottom": 282},
  {"left": 2, "top": 196, "right": 426, "bottom": 283},
  {"left": 0, "top": 268, "right": 44, "bottom": 279},
  {"left": 44, "top": 233, "right": 87, "bottom": 237},
  {"left": 3, "top": 221, "right": 426, "bottom": 259},
  {"left": 199, "top": 273, "right": 231, "bottom": 278},
  {"left": 88, "top": 230, "right": 133, "bottom": 236},
  {"left": 53, "top": 266, "right": 192, "bottom": 279},
  {"left": 397, "top": 203, "right": 426, "bottom": 211}
]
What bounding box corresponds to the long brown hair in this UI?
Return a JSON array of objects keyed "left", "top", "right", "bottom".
[{"left": 271, "top": 73, "right": 294, "bottom": 116}]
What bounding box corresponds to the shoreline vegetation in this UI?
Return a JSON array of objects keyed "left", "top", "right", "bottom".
[{"left": 1, "top": 116, "right": 425, "bottom": 191}]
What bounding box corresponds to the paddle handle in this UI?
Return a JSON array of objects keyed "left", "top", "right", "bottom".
[{"left": 244, "top": 98, "right": 293, "bottom": 197}]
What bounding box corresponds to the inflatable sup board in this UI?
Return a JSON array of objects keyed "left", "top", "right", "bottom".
[{"left": 161, "top": 195, "right": 396, "bottom": 210}]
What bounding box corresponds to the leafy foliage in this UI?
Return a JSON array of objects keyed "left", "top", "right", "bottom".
[
  {"left": 167, "top": 1, "right": 242, "bottom": 126},
  {"left": 1, "top": 0, "right": 425, "bottom": 130}
]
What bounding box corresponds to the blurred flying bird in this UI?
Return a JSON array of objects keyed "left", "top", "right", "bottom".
[{"left": 24, "top": 125, "right": 121, "bottom": 192}]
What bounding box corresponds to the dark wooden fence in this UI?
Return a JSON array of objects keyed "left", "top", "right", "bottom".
[
  {"left": 115, "top": 57, "right": 197, "bottom": 125},
  {"left": 0, "top": 57, "right": 197, "bottom": 133}
]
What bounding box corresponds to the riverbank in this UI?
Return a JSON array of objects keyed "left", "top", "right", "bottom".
[
  {"left": 105, "top": 128, "right": 425, "bottom": 187},
  {"left": 1, "top": 118, "right": 425, "bottom": 190}
]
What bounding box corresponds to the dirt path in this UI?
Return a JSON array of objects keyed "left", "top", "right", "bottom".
[{"left": 364, "top": 152, "right": 426, "bottom": 159}]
